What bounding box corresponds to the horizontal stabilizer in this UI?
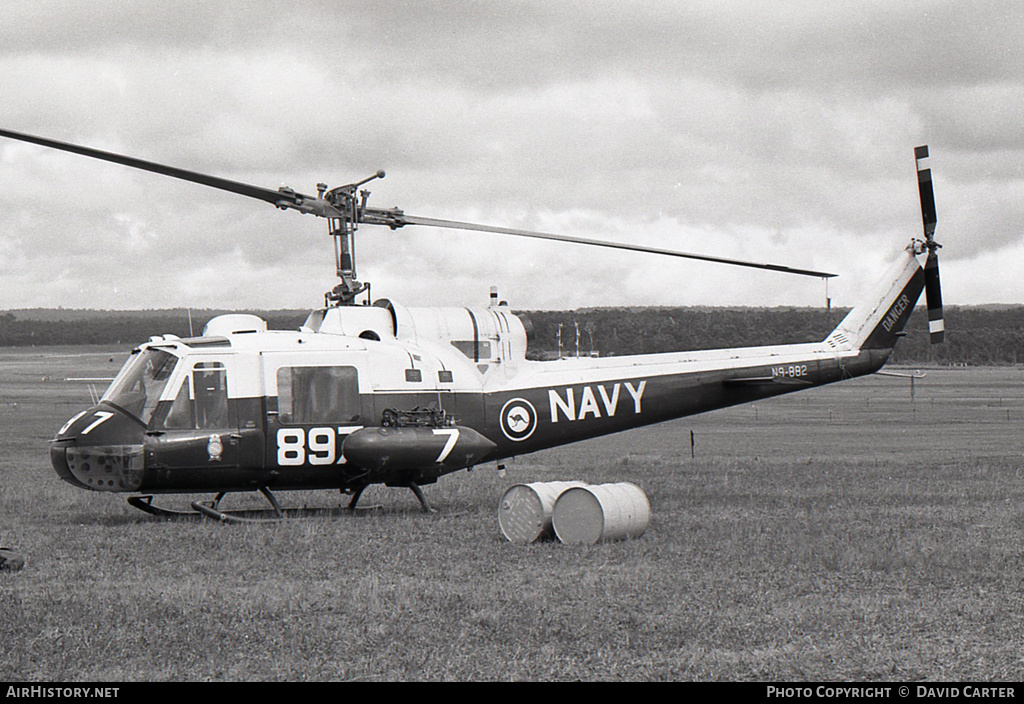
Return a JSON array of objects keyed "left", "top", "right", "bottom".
[{"left": 724, "top": 375, "right": 812, "bottom": 387}]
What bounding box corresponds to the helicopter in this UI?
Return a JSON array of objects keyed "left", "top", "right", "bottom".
[{"left": 0, "top": 128, "right": 944, "bottom": 520}]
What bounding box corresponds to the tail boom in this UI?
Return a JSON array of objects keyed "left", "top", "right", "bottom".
[{"left": 482, "top": 245, "right": 929, "bottom": 456}]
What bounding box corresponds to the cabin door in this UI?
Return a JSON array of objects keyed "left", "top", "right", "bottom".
[{"left": 146, "top": 355, "right": 264, "bottom": 477}]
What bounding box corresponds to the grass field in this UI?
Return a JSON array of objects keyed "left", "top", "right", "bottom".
[{"left": 2, "top": 346, "right": 1023, "bottom": 682}]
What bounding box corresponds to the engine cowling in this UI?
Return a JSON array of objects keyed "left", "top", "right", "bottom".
[{"left": 304, "top": 299, "right": 531, "bottom": 370}]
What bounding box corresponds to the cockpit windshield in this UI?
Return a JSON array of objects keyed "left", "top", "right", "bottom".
[{"left": 101, "top": 348, "right": 179, "bottom": 424}]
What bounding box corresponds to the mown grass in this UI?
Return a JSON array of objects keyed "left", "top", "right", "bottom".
[{"left": 2, "top": 347, "right": 1023, "bottom": 681}]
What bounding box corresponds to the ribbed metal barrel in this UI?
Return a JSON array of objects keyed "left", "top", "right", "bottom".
[
  {"left": 498, "top": 481, "right": 587, "bottom": 543},
  {"left": 552, "top": 482, "right": 650, "bottom": 545}
]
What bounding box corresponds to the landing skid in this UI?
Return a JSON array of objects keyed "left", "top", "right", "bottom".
[
  {"left": 127, "top": 494, "right": 202, "bottom": 518},
  {"left": 128, "top": 488, "right": 289, "bottom": 523},
  {"left": 347, "top": 482, "right": 436, "bottom": 513},
  {"left": 191, "top": 486, "right": 283, "bottom": 524},
  {"left": 408, "top": 483, "right": 437, "bottom": 514},
  {"left": 128, "top": 482, "right": 437, "bottom": 521}
]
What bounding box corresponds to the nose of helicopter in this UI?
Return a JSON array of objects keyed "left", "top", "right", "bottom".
[{"left": 50, "top": 405, "right": 145, "bottom": 492}]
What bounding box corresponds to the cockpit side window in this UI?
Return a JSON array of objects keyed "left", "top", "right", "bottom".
[
  {"left": 162, "top": 378, "right": 194, "bottom": 429},
  {"left": 154, "top": 361, "right": 229, "bottom": 430},
  {"left": 102, "top": 348, "right": 179, "bottom": 425}
]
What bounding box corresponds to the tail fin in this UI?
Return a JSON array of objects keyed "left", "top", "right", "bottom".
[{"left": 823, "top": 246, "right": 926, "bottom": 352}]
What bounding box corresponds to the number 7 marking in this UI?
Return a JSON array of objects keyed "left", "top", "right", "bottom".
[
  {"left": 81, "top": 411, "right": 114, "bottom": 435},
  {"left": 432, "top": 428, "right": 460, "bottom": 463}
]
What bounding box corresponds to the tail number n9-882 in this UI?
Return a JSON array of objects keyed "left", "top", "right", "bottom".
[{"left": 772, "top": 364, "right": 808, "bottom": 379}]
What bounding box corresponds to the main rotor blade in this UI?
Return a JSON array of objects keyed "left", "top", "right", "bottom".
[
  {"left": 0, "top": 127, "right": 836, "bottom": 278},
  {"left": 0, "top": 127, "right": 315, "bottom": 210},
  {"left": 397, "top": 214, "right": 837, "bottom": 278}
]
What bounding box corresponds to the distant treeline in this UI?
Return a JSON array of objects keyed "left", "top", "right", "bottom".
[
  {"left": 0, "top": 310, "right": 308, "bottom": 347},
  {"left": 523, "top": 305, "right": 1024, "bottom": 366},
  {"left": 2, "top": 305, "right": 1022, "bottom": 366}
]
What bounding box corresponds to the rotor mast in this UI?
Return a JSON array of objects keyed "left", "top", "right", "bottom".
[{"left": 321, "top": 170, "right": 385, "bottom": 306}]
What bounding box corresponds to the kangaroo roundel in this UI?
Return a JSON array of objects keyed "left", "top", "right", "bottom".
[{"left": 500, "top": 398, "right": 537, "bottom": 442}]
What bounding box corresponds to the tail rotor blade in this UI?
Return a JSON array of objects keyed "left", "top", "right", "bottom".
[
  {"left": 916, "top": 145, "right": 944, "bottom": 344},
  {"left": 915, "top": 145, "right": 937, "bottom": 240},
  {"left": 924, "top": 249, "right": 944, "bottom": 343}
]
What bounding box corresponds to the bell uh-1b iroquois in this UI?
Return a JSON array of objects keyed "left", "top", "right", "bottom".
[{"left": 0, "top": 128, "right": 945, "bottom": 520}]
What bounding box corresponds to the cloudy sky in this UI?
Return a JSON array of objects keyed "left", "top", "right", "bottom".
[{"left": 1, "top": 1, "right": 1021, "bottom": 313}]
